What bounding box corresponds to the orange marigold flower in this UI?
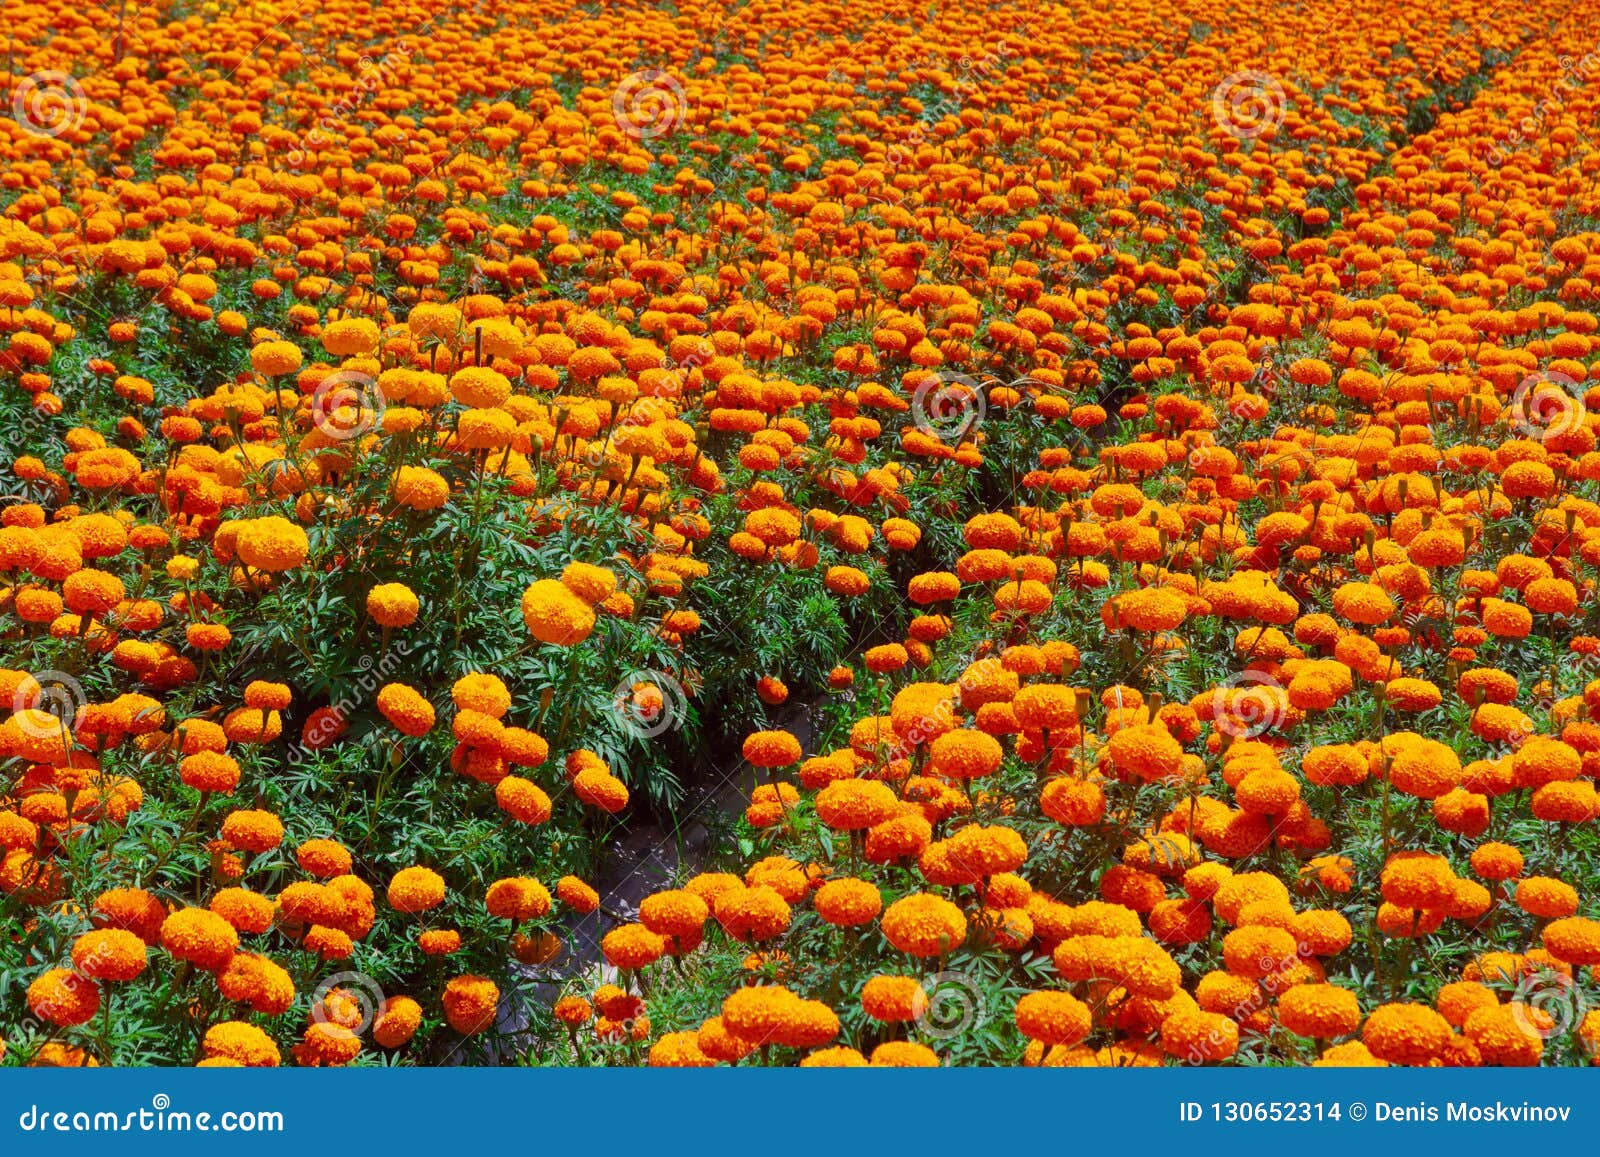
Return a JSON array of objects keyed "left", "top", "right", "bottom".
[
  {"left": 1014, "top": 991, "right": 1092, "bottom": 1046},
  {"left": 1278, "top": 984, "right": 1360, "bottom": 1039},
  {"left": 815, "top": 778, "right": 899, "bottom": 830},
  {"left": 813, "top": 878, "right": 882, "bottom": 926},
  {"left": 202, "top": 1021, "right": 280, "bottom": 1067},
  {"left": 376, "top": 683, "right": 435, "bottom": 736},
  {"left": 442, "top": 974, "right": 499, "bottom": 1034},
  {"left": 27, "top": 968, "right": 100, "bottom": 1026},
  {"left": 557, "top": 876, "right": 601, "bottom": 913},
  {"left": 742, "top": 729, "right": 802, "bottom": 768},
  {"left": 1543, "top": 917, "right": 1600, "bottom": 966},
  {"left": 388, "top": 866, "right": 447, "bottom": 913},
  {"left": 869, "top": 1041, "right": 941, "bottom": 1067},
  {"left": 520, "top": 579, "right": 597, "bottom": 645},
  {"left": 159, "top": 908, "right": 239, "bottom": 971},
  {"left": 601, "top": 923, "right": 667, "bottom": 970},
  {"left": 366, "top": 583, "right": 420, "bottom": 628},
  {"left": 880, "top": 893, "right": 967, "bottom": 957},
  {"left": 373, "top": 996, "right": 423, "bottom": 1049},
  {"left": 1362, "top": 1003, "right": 1451, "bottom": 1066}
]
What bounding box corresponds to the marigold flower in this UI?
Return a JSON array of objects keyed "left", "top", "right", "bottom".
[
  {"left": 521, "top": 579, "right": 597, "bottom": 645},
  {"left": 929, "top": 728, "right": 1003, "bottom": 778},
  {"left": 813, "top": 878, "right": 882, "bottom": 926},
  {"left": 602, "top": 923, "right": 667, "bottom": 970},
  {"left": 376, "top": 683, "right": 435, "bottom": 736},
  {"left": 27, "top": 968, "right": 100, "bottom": 1026},
  {"left": 742, "top": 729, "right": 802, "bottom": 768},
  {"left": 160, "top": 908, "right": 238, "bottom": 971},
  {"left": 388, "top": 866, "right": 447, "bottom": 913},
  {"left": 64, "top": 928, "right": 145, "bottom": 983},
  {"left": 573, "top": 767, "right": 629, "bottom": 813},
  {"left": 366, "top": 583, "right": 420, "bottom": 627},
  {"left": 442, "top": 974, "right": 499, "bottom": 1034},
  {"left": 486, "top": 876, "right": 552, "bottom": 922},
  {"left": 639, "top": 889, "right": 710, "bottom": 939},
  {"left": 1543, "top": 917, "right": 1600, "bottom": 965},
  {"left": 202, "top": 1021, "right": 280, "bottom": 1067},
  {"left": 815, "top": 778, "right": 898, "bottom": 830},
  {"left": 211, "top": 888, "right": 274, "bottom": 934},
  {"left": 1015, "top": 991, "right": 1091, "bottom": 1046},
  {"left": 869, "top": 1041, "right": 941, "bottom": 1067},
  {"left": 220, "top": 809, "right": 284, "bottom": 853},
  {"left": 373, "top": 996, "right": 424, "bottom": 1049},
  {"left": 557, "top": 876, "right": 601, "bottom": 913},
  {"left": 1362, "top": 1003, "right": 1451, "bottom": 1065},
  {"left": 1160, "top": 1008, "right": 1238, "bottom": 1062},
  {"left": 881, "top": 893, "right": 967, "bottom": 957},
  {"left": 1515, "top": 876, "right": 1579, "bottom": 919}
]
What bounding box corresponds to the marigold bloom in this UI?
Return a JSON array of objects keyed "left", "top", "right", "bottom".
[
  {"left": 521, "top": 579, "right": 596, "bottom": 645},
  {"left": 70, "top": 928, "right": 147, "bottom": 982},
  {"left": 442, "top": 975, "right": 500, "bottom": 1034},
  {"left": 373, "top": 996, "right": 423, "bottom": 1049},
  {"left": 486, "top": 876, "right": 552, "bottom": 921},
  {"left": 815, "top": 778, "right": 898, "bottom": 830},
  {"left": 601, "top": 923, "right": 667, "bottom": 969},
  {"left": 869, "top": 1041, "right": 941, "bottom": 1067},
  {"left": 376, "top": 683, "right": 435, "bottom": 736},
  {"left": 1014, "top": 991, "right": 1091, "bottom": 1046},
  {"left": 881, "top": 893, "right": 967, "bottom": 957},
  {"left": 366, "top": 583, "right": 420, "bottom": 627},
  {"left": 27, "top": 968, "right": 100, "bottom": 1026},
  {"left": 813, "top": 878, "right": 882, "bottom": 926},
  {"left": 160, "top": 908, "right": 239, "bottom": 971},
  {"left": 742, "top": 729, "right": 802, "bottom": 767},
  {"left": 1278, "top": 984, "right": 1360, "bottom": 1039},
  {"left": 1160, "top": 1008, "right": 1238, "bottom": 1062},
  {"left": 202, "top": 1021, "right": 280, "bottom": 1067},
  {"left": 1362, "top": 1003, "right": 1451, "bottom": 1066},
  {"left": 388, "top": 866, "right": 447, "bottom": 913}
]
